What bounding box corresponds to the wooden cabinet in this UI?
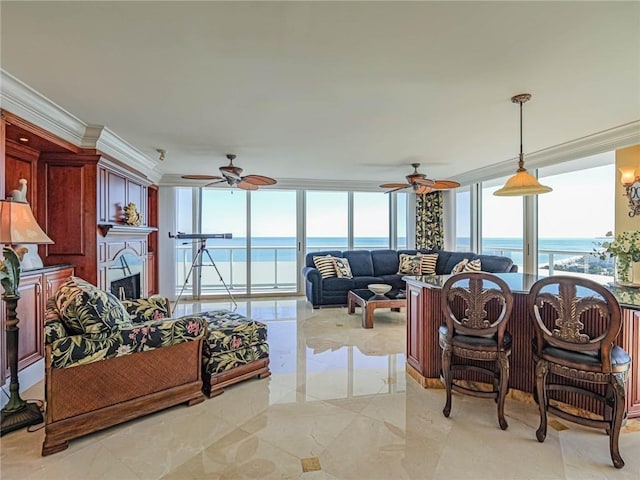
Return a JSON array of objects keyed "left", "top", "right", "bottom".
[{"left": 2, "top": 266, "right": 74, "bottom": 383}]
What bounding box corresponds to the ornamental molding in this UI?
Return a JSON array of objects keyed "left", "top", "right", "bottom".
[
  {"left": 0, "top": 69, "right": 87, "bottom": 145},
  {"left": 452, "top": 120, "right": 640, "bottom": 186},
  {"left": 1, "top": 69, "right": 162, "bottom": 184}
]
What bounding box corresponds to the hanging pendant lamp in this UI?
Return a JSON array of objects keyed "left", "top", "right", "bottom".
[{"left": 494, "top": 94, "right": 552, "bottom": 196}]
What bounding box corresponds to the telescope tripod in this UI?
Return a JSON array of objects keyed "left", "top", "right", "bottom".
[{"left": 174, "top": 238, "right": 237, "bottom": 315}]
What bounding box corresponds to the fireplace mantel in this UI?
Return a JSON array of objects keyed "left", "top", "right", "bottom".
[{"left": 98, "top": 223, "right": 157, "bottom": 237}]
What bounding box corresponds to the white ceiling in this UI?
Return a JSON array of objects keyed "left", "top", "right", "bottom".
[{"left": 1, "top": 1, "right": 639, "bottom": 188}]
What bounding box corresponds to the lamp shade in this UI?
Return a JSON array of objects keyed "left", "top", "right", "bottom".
[
  {"left": 0, "top": 200, "right": 53, "bottom": 244},
  {"left": 494, "top": 169, "right": 553, "bottom": 196}
]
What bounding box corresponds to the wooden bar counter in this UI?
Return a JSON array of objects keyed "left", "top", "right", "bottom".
[{"left": 404, "top": 273, "right": 640, "bottom": 419}]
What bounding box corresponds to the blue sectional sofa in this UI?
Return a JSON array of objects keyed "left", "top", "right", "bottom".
[{"left": 302, "top": 249, "right": 516, "bottom": 308}]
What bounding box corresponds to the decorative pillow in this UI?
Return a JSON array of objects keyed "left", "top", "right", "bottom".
[
  {"left": 451, "top": 258, "right": 469, "bottom": 274},
  {"left": 313, "top": 255, "right": 337, "bottom": 279},
  {"left": 463, "top": 258, "right": 482, "bottom": 272},
  {"left": 121, "top": 297, "right": 169, "bottom": 322},
  {"left": 419, "top": 253, "right": 438, "bottom": 275},
  {"left": 333, "top": 257, "right": 353, "bottom": 278},
  {"left": 398, "top": 254, "right": 423, "bottom": 275},
  {"left": 53, "top": 276, "right": 132, "bottom": 335}
]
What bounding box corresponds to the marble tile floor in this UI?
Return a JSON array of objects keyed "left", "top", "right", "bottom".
[{"left": 1, "top": 297, "right": 639, "bottom": 479}]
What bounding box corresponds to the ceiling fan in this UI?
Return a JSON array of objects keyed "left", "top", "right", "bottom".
[
  {"left": 380, "top": 163, "right": 460, "bottom": 194},
  {"left": 182, "top": 154, "right": 277, "bottom": 190}
]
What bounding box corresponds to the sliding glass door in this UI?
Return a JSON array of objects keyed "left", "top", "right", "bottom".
[{"left": 251, "top": 190, "right": 297, "bottom": 292}]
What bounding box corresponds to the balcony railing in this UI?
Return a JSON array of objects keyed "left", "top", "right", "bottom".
[{"left": 176, "top": 244, "right": 614, "bottom": 296}]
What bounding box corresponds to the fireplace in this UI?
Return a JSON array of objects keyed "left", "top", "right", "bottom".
[{"left": 108, "top": 251, "right": 143, "bottom": 300}]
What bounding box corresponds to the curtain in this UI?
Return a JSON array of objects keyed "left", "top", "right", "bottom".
[{"left": 416, "top": 191, "right": 444, "bottom": 250}]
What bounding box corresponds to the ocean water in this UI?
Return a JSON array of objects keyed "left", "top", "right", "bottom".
[{"left": 177, "top": 236, "right": 603, "bottom": 266}]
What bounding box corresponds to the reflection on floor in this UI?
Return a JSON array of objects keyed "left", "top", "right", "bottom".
[{"left": 1, "top": 297, "right": 639, "bottom": 479}]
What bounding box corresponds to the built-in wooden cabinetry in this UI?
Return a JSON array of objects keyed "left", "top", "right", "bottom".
[{"left": 1, "top": 110, "right": 158, "bottom": 384}]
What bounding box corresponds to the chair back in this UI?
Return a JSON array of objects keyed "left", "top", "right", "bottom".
[
  {"left": 527, "top": 276, "right": 622, "bottom": 373},
  {"left": 441, "top": 272, "right": 514, "bottom": 347}
]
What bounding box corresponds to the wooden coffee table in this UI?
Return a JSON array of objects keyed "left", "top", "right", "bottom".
[{"left": 347, "top": 289, "right": 406, "bottom": 329}]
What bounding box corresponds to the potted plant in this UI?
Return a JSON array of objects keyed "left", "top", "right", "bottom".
[{"left": 594, "top": 231, "right": 640, "bottom": 286}]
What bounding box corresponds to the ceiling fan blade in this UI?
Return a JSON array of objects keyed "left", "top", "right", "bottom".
[
  {"left": 384, "top": 185, "right": 411, "bottom": 194},
  {"left": 242, "top": 174, "right": 277, "bottom": 186},
  {"left": 432, "top": 180, "right": 461, "bottom": 189},
  {"left": 237, "top": 181, "right": 258, "bottom": 191},
  {"left": 379, "top": 183, "right": 410, "bottom": 189},
  {"left": 414, "top": 185, "right": 434, "bottom": 194},
  {"left": 414, "top": 177, "right": 436, "bottom": 187},
  {"left": 204, "top": 178, "right": 227, "bottom": 187},
  {"left": 181, "top": 174, "right": 222, "bottom": 180}
]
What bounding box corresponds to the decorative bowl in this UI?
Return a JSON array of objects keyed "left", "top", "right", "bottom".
[{"left": 368, "top": 283, "right": 392, "bottom": 297}]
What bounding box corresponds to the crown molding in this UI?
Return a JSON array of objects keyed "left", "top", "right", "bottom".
[
  {"left": 82, "top": 125, "right": 162, "bottom": 183},
  {"left": 159, "top": 174, "right": 385, "bottom": 192},
  {"left": 0, "top": 69, "right": 87, "bottom": 145},
  {"left": 452, "top": 120, "right": 640, "bottom": 186},
  {"left": 0, "top": 69, "right": 162, "bottom": 183}
]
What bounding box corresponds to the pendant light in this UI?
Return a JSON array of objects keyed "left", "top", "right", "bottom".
[{"left": 494, "top": 93, "right": 552, "bottom": 196}]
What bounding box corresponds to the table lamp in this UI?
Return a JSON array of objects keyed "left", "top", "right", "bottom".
[{"left": 0, "top": 197, "right": 53, "bottom": 435}]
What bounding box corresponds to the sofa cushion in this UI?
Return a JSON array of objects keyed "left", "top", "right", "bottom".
[
  {"left": 477, "top": 254, "right": 514, "bottom": 273},
  {"left": 464, "top": 258, "right": 482, "bottom": 272},
  {"left": 333, "top": 257, "right": 354, "bottom": 278},
  {"left": 451, "top": 258, "right": 469, "bottom": 274},
  {"left": 323, "top": 277, "right": 355, "bottom": 291},
  {"left": 313, "top": 255, "right": 338, "bottom": 279},
  {"left": 420, "top": 253, "right": 438, "bottom": 274},
  {"left": 121, "top": 297, "right": 169, "bottom": 323},
  {"left": 343, "top": 250, "right": 374, "bottom": 276},
  {"left": 371, "top": 250, "right": 401, "bottom": 276},
  {"left": 54, "top": 276, "right": 131, "bottom": 335},
  {"left": 438, "top": 251, "right": 476, "bottom": 274},
  {"left": 306, "top": 250, "right": 342, "bottom": 268},
  {"left": 398, "top": 253, "right": 423, "bottom": 274},
  {"left": 353, "top": 276, "right": 386, "bottom": 289}
]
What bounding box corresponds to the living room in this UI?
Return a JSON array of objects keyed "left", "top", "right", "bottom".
[{"left": 1, "top": 1, "right": 640, "bottom": 478}]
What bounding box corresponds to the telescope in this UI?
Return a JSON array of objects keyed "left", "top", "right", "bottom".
[{"left": 168, "top": 232, "right": 232, "bottom": 240}]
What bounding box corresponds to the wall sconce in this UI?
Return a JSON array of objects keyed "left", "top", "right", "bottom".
[{"left": 620, "top": 168, "right": 640, "bottom": 217}]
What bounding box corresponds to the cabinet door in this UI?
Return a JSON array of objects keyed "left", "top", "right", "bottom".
[
  {"left": 406, "top": 283, "right": 424, "bottom": 373},
  {"left": 44, "top": 267, "right": 74, "bottom": 302},
  {"left": 14, "top": 274, "right": 43, "bottom": 372}
]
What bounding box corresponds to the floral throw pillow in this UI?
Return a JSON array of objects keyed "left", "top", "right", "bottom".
[
  {"left": 54, "top": 276, "right": 132, "bottom": 335},
  {"left": 451, "top": 258, "right": 469, "bottom": 274},
  {"left": 333, "top": 257, "right": 353, "bottom": 278},
  {"left": 313, "top": 255, "right": 337, "bottom": 279},
  {"left": 398, "top": 254, "right": 423, "bottom": 275}
]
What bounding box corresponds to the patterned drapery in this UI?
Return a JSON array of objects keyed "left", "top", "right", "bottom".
[{"left": 416, "top": 191, "right": 444, "bottom": 250}]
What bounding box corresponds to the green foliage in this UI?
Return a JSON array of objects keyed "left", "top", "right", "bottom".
[{"left": 0, "top": 247, "right": 21, "bottom": 297}]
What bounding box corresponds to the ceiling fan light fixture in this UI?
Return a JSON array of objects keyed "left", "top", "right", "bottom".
[{"left": 494, "top": 93, "right": 552, "bottom": 197}]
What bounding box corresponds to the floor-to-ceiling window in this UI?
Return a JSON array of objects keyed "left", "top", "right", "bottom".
[
  {"left": 200, "top": 188, "right": 247, "bottom": 295},
  {"left": 353, "top": 192, "right": 390, "bottom": 249},
  {"left": 455, "top": 186, "right": 471, "bottom": 251},
  {"left": 396, "top": 192, "right": 408, "bottom": 249},
  {"left": 176, "top": 188, "right": 408, "bottom": 297},
  {"left": 251, "top": 190, "right": 297, "bottom": 292},
  {"left": 481, "top": 176, "right": 524, "bottom": 271},
  {"left": 537, "top": 153, "right": 615, "bottom": 279},
  {"left": 306, "top": 191, "right": 349, "bottom": 253}
]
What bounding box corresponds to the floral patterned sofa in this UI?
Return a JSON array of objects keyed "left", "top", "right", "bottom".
[
  {"left": 198, "top": 310, "right": 270, "bottom": 398},
  {"left": 42, "top": 277, "right": 207, "bottom": 456}
]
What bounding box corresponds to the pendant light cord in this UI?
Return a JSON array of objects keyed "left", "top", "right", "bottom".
[{"left": 518, "top": 99, "right": 525, "bottom": 171}]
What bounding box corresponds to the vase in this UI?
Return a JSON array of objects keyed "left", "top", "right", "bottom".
[{"left": 613, "top": 256, "right": 634, "bottom": 286}]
